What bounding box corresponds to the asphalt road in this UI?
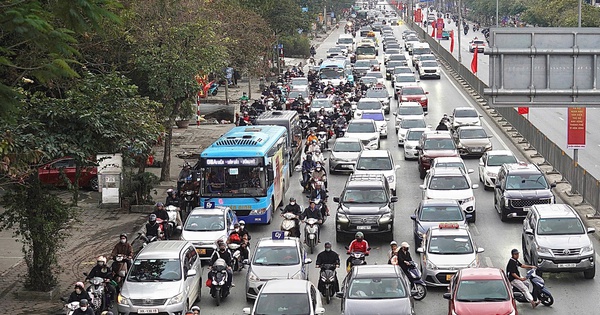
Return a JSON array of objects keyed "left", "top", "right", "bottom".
[
  {"left": 195, "top": 11, "right": 600, "bottom": 315},
  {"left": 413, "top": 8, "right": 600, "bottom": 181}
]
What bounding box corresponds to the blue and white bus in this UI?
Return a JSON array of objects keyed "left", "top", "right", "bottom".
[{"left": 198, "top": 126, "right": 289, "bottom": 224}]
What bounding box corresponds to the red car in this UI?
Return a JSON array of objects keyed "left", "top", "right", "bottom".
[
  {"left": 397, "top": 85, "right": 429, "bottom": 111},
  {"left": 444, "top": 268, "right": 519, "bottom": 315},
  {"left": 38, "top": 157, "right": 99, "bottom": 191}
]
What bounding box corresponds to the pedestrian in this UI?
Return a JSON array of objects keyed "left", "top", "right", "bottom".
[{"left": 233, "top": 68, "right": 241, "bottom": 86}]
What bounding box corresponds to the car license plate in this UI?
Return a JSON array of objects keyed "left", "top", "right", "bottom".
[
  {"left": 357, "top": 226, "right": 371, "bottom": 230},
  {"left": 138, "top": 309, "right": 159, "bottom": 314},
  {"left": 472, "top": 148, "right": 482, "bottom": 152},
  {"left": 446, "top": 274, "right": 453, "bottom": 281},
  {"left": 558, "top": 263, "right": 577, "bottom": 268},
  {"left": 196, "top": 249, "right": 206, "bottom": 255}
]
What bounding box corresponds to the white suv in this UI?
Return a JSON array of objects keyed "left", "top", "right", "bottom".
[
  {"left": 420, "top": 167, "right": 479, "bottom": 222},
  {"left": 354, "top": 149, "right": 400, "bottom": 196},
  {"left": 345, "top": 119, "right": 380, "bottom": 150}
]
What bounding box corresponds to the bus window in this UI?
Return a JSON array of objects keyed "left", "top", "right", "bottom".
[{"left": 202, "top": 166, "right": 267, "bottom": 197}]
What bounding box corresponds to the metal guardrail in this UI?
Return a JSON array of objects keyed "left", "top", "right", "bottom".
[{"left": 404, "top": 19, "right": 600, "bottom": 215}]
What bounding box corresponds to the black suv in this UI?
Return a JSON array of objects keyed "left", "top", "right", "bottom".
[
  {"left": 494, "top": 162, "right": 556, "bottom": 222},
  {"left": 333, "top": 174, "right": 398, "bottom": 242}
]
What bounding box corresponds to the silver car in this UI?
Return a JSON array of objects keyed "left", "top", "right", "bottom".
[
  {"left": 329, "top": 137, "right": 364, "bottom": 173},
  {"left": 453, "top": 126, "right": 492, "bottom": 157},
  {"left": 403, "top": 128, "right": 429, "bottom": 160},
  {"left": 245, "top": 237, "right": 312, "bottom": 300}
]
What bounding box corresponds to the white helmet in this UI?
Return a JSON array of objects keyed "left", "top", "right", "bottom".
[
  {"left": 400, "top": 242, "right": 410, "bottom": 248},
  {"left": 97, "top": 256, "right": 107, "bottom": 264}
]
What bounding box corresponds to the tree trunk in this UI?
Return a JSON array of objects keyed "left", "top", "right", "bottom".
[{"left": 160, "top": 121, "right": 174, "bottom": 181}]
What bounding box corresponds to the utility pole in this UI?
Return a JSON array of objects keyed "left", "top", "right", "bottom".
[
  {"left": 572, "top": 0, "right": 582, "bottom": 195},
  {"left": 496, "top": 0, "right": 499, "bottom": 27},
  {"left": 457, "top": 0, "right": 462, "bottom": 62}
]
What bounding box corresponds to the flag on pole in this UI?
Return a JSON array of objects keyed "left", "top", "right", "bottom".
[
  {"left": 471, "top": 45, "right": 478, "bottom": 74},
  {"left": 431, "top": 23, "right": 435, "bottom": 37},
  {"left": 450, "top": 30, "right": 455, "bottom": 53}
]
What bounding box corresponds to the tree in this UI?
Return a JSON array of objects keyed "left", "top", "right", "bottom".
[
  {"left": 521, "top": 0, "right": 600, "bottom": 26},
  {"left": 126, "top": 0, "right": 228, "bottom": 181}
]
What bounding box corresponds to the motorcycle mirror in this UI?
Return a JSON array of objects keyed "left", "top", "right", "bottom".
[
  {"left": 304, "top": 258, "right": 313, "bottom": 264},
  {"left": 344, "top": 245, "right": 350, "bottom": 250},
  {"left": 416, "top": 247, "right": 424, "bottom": 253}
]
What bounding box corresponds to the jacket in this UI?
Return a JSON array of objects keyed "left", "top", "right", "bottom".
[
  {"left": 72, "top": 308, "right": 95, "bottom": 315},
  {"left": 301, "top": 207, "right": 323, "bottom": 221},
  {"left": 283, "top": 203, "right": 302, "bottom": 215},
  {"left": 316, "top": 250, "right": 340, "bottom": 266},
  {"left": 347, "top": 239, "right": 370, "bottom": 255},
  {"left": 67, "top": 290, "right": 92, "bottom": 303},
  {"left": 86, "top": 265, "right": 112, "bottom": 280},
  {"left": 210, "top": 249, "right": 233, "bottom": 267},
  {"left": 111, "top": 242, "right": 133, "bottom": 258}
]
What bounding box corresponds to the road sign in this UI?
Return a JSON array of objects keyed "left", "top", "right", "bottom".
[
  {"left": 204, "top": 201, "right": 215, "bottom": 209},
  {"left": 567, "top": 107, "right": 586, "bottom": 149},
  {"left": 485, "top": 28, "right": 600, "bottom": 107},
  {"left": 272, "top": 231, "right": 285, "bottom": 240}
]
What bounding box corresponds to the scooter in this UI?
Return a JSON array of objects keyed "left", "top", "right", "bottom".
[
  {"left": 111, "top": 254, "right": 128, "bottom": 289},
  {"left": 181, "top": 189, "right": 196, "bottom": 220},
  {"left": 60, "top": 298, "right": 80, "bottom": 315},
  {"left": 317, "top": 131, "right": 328, "bottom": 150},
  {"left": 304, "top": 218, "right": 320, "bottom": 254},
  {"left": 313, "top": 197, "right": 328, "bottom": 224},
  {"left": 319, "top": 264, "right": 338, "bottom": 304},
  {"left": 136, "top": 231, "right": 161, "bottom": 247},
  {"left": 228, "top": 243, "right": 243, "bottom": 272},
  {"left": 345, "top": 246, "right": 370, "bottom": 272},
  {"left": 281, "top": 211, "right": 300, "bottom": 237},
  {"left": 209, "top": 258, "right": 230, "bottom": 306},
  {"left": 513, "top": 269, "right": 554, "bottom": 306},
  {"left": 165, "top": 205, "right": 182, "bottom": 237},
  {"left": 406, "top": 261, "right": 427, "bottom": 301},
  {"left": 208, "top": 82, "right": 219, "bottom": 96}
]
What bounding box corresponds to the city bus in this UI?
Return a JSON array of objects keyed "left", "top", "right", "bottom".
[{"left": 198, "top": 126, "right": 289, "bottom": 224}]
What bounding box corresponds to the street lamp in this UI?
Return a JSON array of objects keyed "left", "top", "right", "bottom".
[{"left": 496, "top": 0, "right": 499, "bottom": 27}]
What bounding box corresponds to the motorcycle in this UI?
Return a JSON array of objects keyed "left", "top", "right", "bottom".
[
  {"left": 345, "top": 246, "right": 369, "bottom": 272},
  {"left": 513, "top": 269, "right": 554, "bottom": 306},
  {"left": 319, "top": 264, "right": 338, "bottom": 304},
  {"left": 228, "top": 243, "right": 243, "bottom": 272},
  {"left": 304, "top": 218, "right": 320, "bottom": 254},
  {"left": 111, "top": 254, "right": 128, "bottom": 289},
  {"left": 60, "top": 298, "right": 80, "bottom": 315},
  {"left": 209, "top": 258, "right": 230, "bottom": 306},
  {"left": 281, "top": 211, "right": 300, "bottom": 237},
  {"left": 208, "top": 82, "right": 219, "bottom": 96},
  {"left": 165, "top": 205, "right": 182, "bottom": 237},
  {"left": 312, "top": 197, "right": 328, "bottom": 223},
  {"left": 181, "top": 189, "right": 196, "bottom": 220},
  {"left": 300, "top": 116, "right": 311, "bottom": 137},
  {"left": 335, "top": 122, "right": 347, "bottom": 138},
  {"left": 406, "top": 261, "right": 427, "bottom": 301},
  {"left": 317, "top": 131, "right": 328, "bottom": 151}
]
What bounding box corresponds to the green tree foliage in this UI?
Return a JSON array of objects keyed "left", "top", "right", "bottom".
[
  {"left": 521, "top": 0, "right": 600, "bottom": 26},
  {"left": 241, "top": 0, "right": 310, "bottom": 36}
]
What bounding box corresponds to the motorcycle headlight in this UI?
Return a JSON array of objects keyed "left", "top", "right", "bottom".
[
  {"left": 248, "top": 271, "right": 260, "bottom": 281},
  {"left": 426, "top": 259, "right": 438, "bottom": 270},
  {"left": 337, "top": 213, "right": 349, "bottom": 223},
  {"left": 536, "top": 244, "right": 551, "bottom": 254},
  {"left": 117, "top": 293, "right": 130, "bottom": 306},
  {"left": 582, "top": 244, "right": 594, "bottom": 255},
  {"left": 167, "top": 292, "right": 184, "bottom": 305}
]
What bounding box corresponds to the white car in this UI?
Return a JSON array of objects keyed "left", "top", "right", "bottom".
[
  {"left": 393, "top": 74, "right": 419, "bottom": 97},
  {"left": 365, "top": 86, "right": 391, "bottom": 114},
  {"left": 477, "top": 150, "right": 518, "bottom": 190},
  {"left": 345, "top": 119, "right": 380, "bottom": 150},
  {"left": 365, "top": 71, "right": 385, "bottom": 85},
  {"left": 354, "top": 98, "right": 383, "bottom": 119},
  {"left": 394, "top": 102, "right": 425, "bottom": 130},
  {"left": 397, "top": 118, "right": 428, "bottom": 146},
  {"left": 326, "top": 47, "right": 344, "bottom": 58},
  {"left": 181, "top": 206, "right": 237, "bottom": 261},
  {"left": 403, "top": 127, "right": 429, "bottom": 160},
  {"left": 329, "top": 137, "right": 364, "bottom": 173},
  {"left": 415, "top": 54, "right": 437, "bottom": 71},
  {"left": 354, "top": 149, "right": 400, "bottom": 195},
  {"left": 420, "top": 167, "right": 479, "bottom": 222},
  {"left": 310, "top": 98, "right": 335, "bottom": 115},
  {"left": 418, "top": 60, "right": 441, "bottom": 79},
  {"left": 289, "top": 77, "right": 309, "bottom": 90},
  {"left": 243, "top": 279, "right": 324, "bottom": 315},
  {"left": 361, "top": 109, "right": 389, "bottom": 137},
  {"left": 451, "top": 107, "right": 482, "bottom": 129},
  {"left": 431, "top": 157, "right": 474, "bottom": 178}
]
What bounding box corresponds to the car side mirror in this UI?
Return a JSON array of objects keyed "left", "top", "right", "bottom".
[
  {"left": 443, "top": 292, "right": 451, "bottom": 300},
  {"left": 386, "top": 118, "right": 390, "bottom": 121},
  {"left": 415, "top": 145, "right": 422, "bottom": 150},
  {"left": 335, "top": 292, "right": 344, "bottom": 298},
  {"left": 476, "top": 247, "right": 485, "bottom": 253},
  {"left": 390, "top": 196, "right": 398, "bottom": 202},
  {"left": 242, "top": 307, "right": 252, "bottom": 315},
  {"left": 333, "top": 197, "right": 340, "bottom": 203},
  {"left": 467, "top": 169, "right": 474, "bottom": 174},
  {"left": 588, "top": 227, "right": 596, "bottom": 234},
  {"left": 393, "top": 112, "right": 397, "bottom": 116},
  {"left": 419, "top": 184, "right": 425, "bottom": 190},
  {"left": 478, "top": 160, "right": 484, "bottom": 166},
  {"left": 513, "top": 292, "right": 524, "bottom": 299},
  {"left": 304, "top": 258, "right": 312, "bottom": 264},
  {"left": 466, "top": 214, "right": 473, "bottom": 220},
  {"left": 315, "top": 307, "right": 325, "bottom": 315},
  {"left": 472, "top": 184, "right": 479, "bottom": 189},
  {"left": 186, "top": 269, "right": 197, "bottom": 277},
  {"left": 488, "top": 135, "right": 493, "bottom": 138},
  {"left": 425, "top": 91, "right": 429, "bottom": 94},
  {"left": 416, "top": 247, "right": 424, "bottom": 253},
  {"left": 524, "top": 228, "right": 534, "bottom": 235},
  {"left": 550, "top": 182, "right": 557, "bottom": 188},
  {"left": 410, "top": 214, "right": 417, "bottom": 221}
]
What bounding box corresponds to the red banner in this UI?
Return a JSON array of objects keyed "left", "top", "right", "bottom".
[
  {"left": 450, "top": 30, "right": 454, "bottom": 52},
  {"left": 567, "top": 107, "right": 586, "bottom": 149},
  {"left": 431, "top": 23, "right": 435, "bottom": 37},
  {"left": 471, "top": 44, "right": 478, "bottom": 74},
  {"left": 518, "top": 107, "right": 529, "bottom": 115},
  {"left": 415, "top": 8, "right": 422, "bottom": 22},
  {"left": 436, "top": 18, "right": 444, "bottom": 39}
]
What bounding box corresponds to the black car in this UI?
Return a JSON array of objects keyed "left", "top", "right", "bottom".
[
  {"left": 493, "top": 162, "right": 556, "bottom": 222},
  {"left": 337, "top": 265, "right": 416, "bottom": 315}
]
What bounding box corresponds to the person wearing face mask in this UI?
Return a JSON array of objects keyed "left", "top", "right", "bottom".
[
  {"left": 209, "top": 241, "right": 234, "bottom": 289},
  {"left": 315, "top": 241, "right": 340, "bottom": 296},
  {"left": 67, "top": 282, "right": 91, "bottom": 303},
  {"left": 227, "top": 223, "right": 249, "bottom": 262},
  {"left": 111, "top": 233, "right": 133, "bottom": 269},
  {"left": 72, "top": 299, "right": 94, "bottom": 315},
  {"left": 282, "top": 198, "right": 302, "bottom": 237},
  {"left": 86, "top": 256, "right": 116, "bottom": 309}
]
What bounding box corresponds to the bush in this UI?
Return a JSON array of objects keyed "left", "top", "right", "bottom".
[
  {"left": 121, "top": 171, "right": 160, "bottom": 205},
  {"left": 280, "top": 35, "right": 310, "bottom": 58}
]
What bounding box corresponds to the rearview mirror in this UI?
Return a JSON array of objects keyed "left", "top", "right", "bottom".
[
  {"left": 186, "top": 269, "right": 197, "bottom": 277},
  {"left": 419, "top": 184, "right": 425, "bottom": 189},
  {"left": 410, "top": 214, "right": 417, "bottom": 221},
  {"left": 415, "top": 145, "right": 422, "bottom": 150},
  {"left": 476, "top": 247, "right": 485, "bottom": 253},
  {"left": 335, "top": 292, "right": 344, "bottom": 298},
  {"left": 243, "top": 307, "right": 252, "bottom": 315},
  {"left": 390, "top": 196, "right": 398, "bottom": 202},
  {"left": 443, "top": 292, "right": 451, "bottom": 300},
  {"left": 472, "top": 184, "right": 479, "bottom": 189},
  {"left": 524, "top": 228, "right": 534, "bottom": 235},
  {"left": 467, "top": 169, "right": 474, "bottom": 174},
  {"left": 588, "top": 227, "right": 596, "bottom": 234},
  {"left": 333, "top": 197, "right": 340, "bottom": 203},
  {"left": 416, "top": 247, "right": 424, "bottom": 253},
  {"left": 478, "top": 160, "right": 484, "bottom": 166},
  {"left": 304, "top": 258, "right": 312, "bottom": 264},
  {"left": 550, "top": 182, "right": 557, "bottom": 188}
]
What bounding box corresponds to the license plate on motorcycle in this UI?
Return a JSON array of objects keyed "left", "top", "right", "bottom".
[
  {"left": 196, "top": 249, "right": 206, "bottom": 255},
  {"left": 357, "top": 226, "right": 371, "bottom": 230},
  {"left": 138, "top": 309, "right": 158, "bottom": 314},
  {"left": 558, "top": 263, "right": 576, "bottom": 268},
  {"left": 446, "top": 274, "right": 453, "bottom": 281}
]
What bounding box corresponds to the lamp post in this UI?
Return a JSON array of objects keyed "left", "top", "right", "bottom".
[
  {"left": 496, "top": 0, "right": 499, "bottom": 27},
  {"left": 457, "top": 0, "right": 462, "bottom": 62}
]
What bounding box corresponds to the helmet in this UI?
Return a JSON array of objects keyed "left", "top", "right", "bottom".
[
  {"left": 191, "top": 306, "right": 201, "bottom": 311},
  {"left": 166, "top": 189, "right": 173, "bottom": 194},
  {"left": 312, "top": 140, "right": 317, "bottom": 144},
  {"left": 239, "top": 220, "right": 245, "bottom": 225},
  {"left": 511, "top": 248, "right": 520, "bottom": 255},
  {"left": 306, "top": 154, "right": 312, "bottom": 161},
  {"left": 155, "top": 202, "right": 164, "bottom": 207},
  {"left": 80, "top": 299, "right": 89, "bottom": 306},
  {"left": 400, "top": 242, "right": 410, "bottom": 248},
  {"left": 97, "top": 256, "right": 107, "bottom": 264},
  {"left": 119, "top": 233, "right": 128, "bottom": 239},
  {"left": 149, "top": 214, "right": 157, "bottom": 222},
  {"left": 390, "top": 241, "right": 398, "bottom": 246},
  {"left": 289, "top": 197, "right": 296, "bottom": 202},
  {"left": 315, "top": 149, "right": 321, "bottom": 154},
  {"left": 324, "top": 241, "right": 332, "bottom": 248},
  {"left": 355, "top": 232, "right": 364, "bottom": 239},
  {"left": 75, "top": 281, "right": 85, "bottom": 289}
]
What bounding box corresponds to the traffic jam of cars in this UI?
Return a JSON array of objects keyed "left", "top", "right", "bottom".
[{"left": 65, "top": 1, "right": 597, "bottom": 315}]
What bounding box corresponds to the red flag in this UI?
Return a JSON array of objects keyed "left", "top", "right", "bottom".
[
  {"left": 471, "top": 45, "right": 478, "bottom": 74},
  {"left": 450, "top": 30, "right": 455, "bottom": 53},
  {"left": 431, "top": 25, "right": 435, "bottom": 37},
  {"left": 518, "top": 107, "right": 529, "bottom": 115}
]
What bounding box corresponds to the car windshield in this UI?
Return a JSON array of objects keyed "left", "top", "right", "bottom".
[
  {"left": 455, "top": 280, "right": 509, "bottom": 302},
  {"left": 362, "top": 112, "right": 384, "bottom": 121},
  {"left": 386, "top": 49, "right": 400, "bottom": 54},
  {"left": 395, "top": 75, "right": 416, "bottom": 83},
  {"left": 339, "top": 38, "right": 354, "bottom": 44},
  {"left": 291, "top": 78, "right": 308, "bottom": 86},
  {"left": 356, "top": 157, "right": 392, "bottom": 170},
  {"left": 387, "top": 61, "right": 404, "bottom": 68},
  {"left": 312, "top": 99, "right": 333, "bottom": 108},
  {"left": 423, "top": 138, "right": 455, "bottom": 150},
  {"left": 361, "top": 77, "right": 378, "bottom": 84},
  {"left": 401, "top": 119, "right": 426, "bottom": 129},
  {"left": 357, "top": 101, "right": 382, "bottom": 110},
  {"left": 334, "top": 141, "right": 362, "bottom": 152},
  {"left": 201, "top": 165, "right": 267, "bottom": 197},
  {"left": 429, "top": 175, "right": 470, "bottom": 190},
  {"left": 406, "top": 130, "right": 425, "bottom": 141},
  {"left": 387, "top": 44, "right": 400, "bottom": 49},
  {"left": 505, "top": 174, "right": 549, "bottom": 190},
  {"left": 428, "top": 235, "right": 474, "bottom": 254},
  {"left": 421, "top": 55, "right": 436, "bottom": 61},
  {"left": 348, "top": 278, "right": 407, "bottom": 299},
  {"left": 455, "top": 109, "right": 478, "bottom": 117},
  {"left": 320, "top": 68, "right": 344, "bottom": 80},
  {"left": 399, "top": 106, "right": 423, "bottom": 115},
  {"left": 390, "top": 55, "right": 407, "bottom": 62},
  {"left": 420, "top": 205, "right": 464, "bottom": 221},
  {"left": 184, "top": 214, "right": 225, "bottom": 231},
  {"left": 355, "top": 60, "right": 371, "bottom": 67},
  {"left": 487, "top": 155, "right": 518, "bottom": 166},
  {"left": 421, "top": 61, "right": 438, "bottom": 68},
  {"left": 402, "top": 87, "right": 425, "bottom": 95},
  {"left": 343, "top": 188, "right": 388, "bottom": 203},
  {"left": 537, "top": 218, "right": 585, "bottom": 235},
  {"left": 435, "top": 162, "right": 466, "bottom": 173},
  {"left": 366, "top": 89, "right": 388, "bottom": 98},
  {"left": 128, "top": 259, "right": 182, "bottom": 282},
  {"left": 459, "top": 128, "right": 488, "bottom": 139},
  {"left": 328, "top": 47, "right": 342, "bottom": 52},
  {"left": 366, "top": 72, "right": 383, "bottom": 79},
  {"left": 472, "top": 40, "right": 485, "bottom": 45},
  {"left": 394, "top": 67, "right": 412, "bottom": 74},
  {"left": 253, "top": 246, "right": 300, "bottom": 266},
  {"left": 289, "top": 91, "right": 308, "bottom": 99},
  {"left": 356, "top": 46, "right": 376, "bottom": 55},
  {"left": 255, "top": 293, "right": 310, "bottom": 315},
  {"left": 347, "top": 122, "right": 376, "bottom": 133}
]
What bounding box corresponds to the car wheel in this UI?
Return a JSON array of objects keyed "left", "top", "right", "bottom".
[
  {"left": 88, "top": 177, "right": 99, "bottom": 191},
  {"left": 584, "top": 267, "right": 596, "bottom": 279},
  {"left": 500, "top": 206, "right": 509, "bottom": 222}
]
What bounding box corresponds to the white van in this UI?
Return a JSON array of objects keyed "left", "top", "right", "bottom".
[{"left": 337, "top": 34, "right": 355, "bottom": 53}]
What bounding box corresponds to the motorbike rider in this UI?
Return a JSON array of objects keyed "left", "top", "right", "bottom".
[
  {"left": 306, "top": 139, "right": 321, "bottom": 155},
  {"left": 387, "top": 241, "right": 398, "bottom": 264},
  {"left": 301, "top": 154, "right": 317, "bottom": 190},
  {"left": 282, "top": 197, "right": 302, "bottom": 237},
  {"left": 67, "top": 282, "right": 92, "bottom": 303},
  {"left": 227, "top": 223, "right": 249, "bottom": 262},
  {"left": 144, "top": 214, "right": 162, "bottom": 240},
  {"left": 239, "top": 92, "right": 249, "bottom": 101},
  {"left": 310, "top": 181, "right": 329, "bottom": 217},
  {"left": 85, "top": 256, "right": 116, "bottom": 308},
  {"left": 306, "top": 131, "right": 318, "bottom": 145},
  {"left": 110, "top": 233, "right": 133, "bottom": 270},
  {"left": 436, "top": 119, "right": 449, "bottom": 131},
  {"left": 506, "top": 248, "right": 540, "bottom": 308},
  {"left": 209, "top": 241, "right": 234, "bottom": 288},
  {"left": 72, "top": 299, "right": 94, "bottom": 315},
  {"left": 238, "top": 111, "right": 252, "bottom": 126},
  {"left": 165, "top": 188, "right": 179, "bottom": 207},
  {"left": 346, "top": 232, "right": 370, "bottom": 269},
  {"left": 315, "top": 241, "right": 340, "bottom": 295},
  {"left": 312, "top": 149, "right": 325, "bottom": 165},
  {"left": 311, "top": 164, "right": 327, "bottom": 190},
  {"left": 152, "top": 202, "right": 171, "bottom": 239},
  {"left": 396, "top": 242, "right": 413, "bottom": 276},
  {"left": 300, "top": 200, "right": 323, "bottom": 242}
]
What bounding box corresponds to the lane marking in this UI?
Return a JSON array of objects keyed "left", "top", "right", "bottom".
[
  {"left": 485, "top": 256, "right": 494, "bottom": 268},
  {"left": 471, "top": 224, "right": 480, "bottom": 236}
]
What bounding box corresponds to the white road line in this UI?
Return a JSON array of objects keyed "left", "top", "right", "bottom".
[
  {"left": 441, "top": 67, "right": 510, "bottom": 151},
  {"left": 485, "top": 256, "right": 494, "bottom": 268},
  {"left": 471, "top": 224, "right": 480, "bottom": 236}
]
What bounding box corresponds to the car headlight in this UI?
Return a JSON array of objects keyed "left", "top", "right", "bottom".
[
  {"left": 536, "top": 244, "right": 551, "bottom": 254},
  {"left": 426, "top": 259, "right": 438, "bottom": 270},
  {"left": 117, "top": 293, "right": 130, "bottom": 306},
  {"left": 420, "top": 96, "right": 427, "bottom": 101},
  {"left": 582, "top": 245, "right": 594, "bottom": 255},
  {"left": 248, "top": 270, "right": 260, "bottom": 281},
  {"left": 504, "top": 198, "right": 510, "bottom": 207},
  {"left": 486, "top": 171, "right": 496, "bottom": 177},
  {"left": 386, "top": 175, "right": 394, "bottom": 183},
  {"left": 405, "top": 144, "right": 413, "bottom": 150},
  {"left": 379, "top": 213, "right": 392, "bottom": 223},
  {"left": 462, "top": 196, "right": 475, "bottom": 203},
  {"left": 167, "top": 292, "right": 184, "bottom": 305},
  {"left": 485, "top": 143, "right": 492, "bottom": 149},
  {"left": 337, "top": 213, "right": 349, "bottom": 223},
  {"left": 250, "top": 207, "right": 268, "bottom": 215},
  {"left": 468, "top": 259, "right": 479, "bottom": 268},
  {"left": 368, "top": 136, "right": 379, "bottom": 142},
  {"left": 330, "top": 156, "right": 340, "bottom": 161}
]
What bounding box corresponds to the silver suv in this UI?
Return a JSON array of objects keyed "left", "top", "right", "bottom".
[{"left": 522, "top": 204, "right": 596, "bottom": 279}]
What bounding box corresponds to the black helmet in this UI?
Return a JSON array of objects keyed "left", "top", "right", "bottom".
[
  {"left": 80, "top": 299, "right": 89, "bottom": 306},
  {"left": 289, "top": 197, "right": 296, "bottom": 202},
  {"left": 511, "top": 248, "right": 520, "bottom": 255},
  {"left": 324, "top": 241, "right": 332, "bottom": 248},
  {"left": 120, "top": 233, "right": 128, "bottom": 239},
  {"left": 149, "top": 214, "right": 157, "bottom": 222}
]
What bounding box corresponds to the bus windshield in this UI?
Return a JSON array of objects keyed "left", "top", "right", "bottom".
[
  {"left": 320, "top": 68, "right": 344, "bottom": 80},
  {"left": 201, "top": 164, "right": 267, "bottom": 197}
]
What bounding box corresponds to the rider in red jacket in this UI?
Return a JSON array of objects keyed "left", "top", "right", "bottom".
[{"left": 347, "top": 232, "right": 370, "bottom": 254}]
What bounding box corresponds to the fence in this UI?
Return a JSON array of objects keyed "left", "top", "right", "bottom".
[{"left": 404, "top": 19, "right": 600, "bottom": 215}]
